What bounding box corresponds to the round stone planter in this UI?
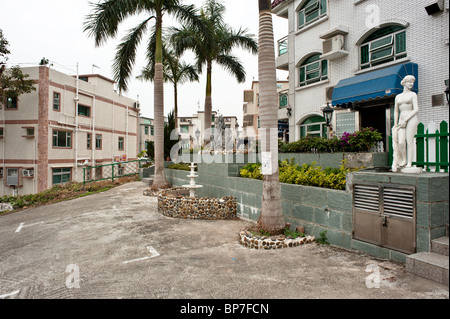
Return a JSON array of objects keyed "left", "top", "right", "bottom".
[
  {"left": 156, "top": 187, "right": 237, "bottom": 220},
  {"left": 239, "top": 230, "right": 315, "bottom": 250}
]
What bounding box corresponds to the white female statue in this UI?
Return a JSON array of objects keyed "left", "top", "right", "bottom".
[{"left": 391, "top": 75, "right": 421, "bottom": 173}]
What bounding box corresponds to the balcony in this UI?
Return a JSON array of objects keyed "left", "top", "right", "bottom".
[{"left": 276, "top": 35, "right": 289, "bottom": 71}]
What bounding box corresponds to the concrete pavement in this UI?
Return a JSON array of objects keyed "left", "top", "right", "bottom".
[{"left": 0, "top": 181, "right": 448, "bottom": 300}]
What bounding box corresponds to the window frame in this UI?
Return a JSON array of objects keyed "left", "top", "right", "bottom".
[
  {"left": 299, "top": 54, "right": 328, "bottom": 87},
  {"left": 360, "top": 27, "right": 407, "bottom": 70},
  {"left": 77, "top": 104, "right": 91, "bottom": 118},
  {"left": 279, "top": 93, "right": 288, "bottom": 109},
  {"left": 180, "top": 125, "right": 189, "bottom": 134},
  {"left": 6, "top": 96, "right": 18, "bottom": 110},
  {"left": 53, "top": 92, "right": 61, "bottom": 111},
  {"left": 299, "top": 116, "right": 328, "bottom": 138},
  {"left": 52, "top": 129, "right": 72, "bottom": 148},
  {"left": 87, "top": 133, "right": 92, "bottom": 150},
  {"left": 118, "top": 136, "right": 124, "bottom": 151},
  {"left": 95, "top": 134, "right": 102, "bottom": 150},
  {"left": 6, "top": 168, "right": 20, "bottom": 186},
  {"left": 52, "top": 167, "right": 71, "bottom": 185},
  {"left": 298, "top": 0, "right": 327, "bottom": 30}
]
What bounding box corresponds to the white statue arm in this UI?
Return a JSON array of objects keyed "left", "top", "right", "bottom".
[{"left": 393, "top": 97, "right": 400, "bottom": 128}]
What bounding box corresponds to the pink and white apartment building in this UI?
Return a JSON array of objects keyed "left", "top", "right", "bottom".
[{"left": 0, "top": 66, "right": 139, "bottom": 196}]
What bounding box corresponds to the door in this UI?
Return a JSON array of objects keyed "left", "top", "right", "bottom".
[
  {"left": 353, "top": 183, "right": 416, "bottom": 254},
  {"left": 359, "top": 103, "right": 389, "bottom": 151}
]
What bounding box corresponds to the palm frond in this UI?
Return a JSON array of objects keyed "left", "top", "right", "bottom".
[
  {"left": 83, "top": 0, "right": 153, "bottom": 46},
  {"left": 215, "top": 54, "right": 246, "bottom": 83},
  {"left": 112, "top": 17, "right": 151, "bottom": 92}
]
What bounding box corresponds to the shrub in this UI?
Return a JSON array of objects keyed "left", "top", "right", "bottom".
[
  {"left": 279, "top": 127, "right": 382, "bottom": 153},
  {"left": 240, "top": 159, "right": 359, "bottom": 190},
  {"left": 167, "top": 163, "right": 196, "bottom": 171}
]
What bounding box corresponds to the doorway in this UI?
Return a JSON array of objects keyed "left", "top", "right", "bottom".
[{"left": 359, "top": 102, "right": 391, "bottom": 151}]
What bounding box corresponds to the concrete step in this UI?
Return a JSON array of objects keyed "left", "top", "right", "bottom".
[
  {"left": 432, "top": 236, "right": 449, "bottom": 256},
  {"left": 406, "top": 252, "right": 449, "bottom": 286},
  {"left": 141, "top": 176, "right": 154, "bottom": 186}
]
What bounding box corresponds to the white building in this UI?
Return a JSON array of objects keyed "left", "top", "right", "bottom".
[
  {"left": 272, "top": 0, "right": 449, "bottom": 148},
  {"left": 243, "top": 80, "right": 290, "bottom": 141},
  {"left": 0, "top": 66, "right": 139, "bottom": 196},
  {"left": 177, "top": 111, "right": 239, "bottom": 149}
]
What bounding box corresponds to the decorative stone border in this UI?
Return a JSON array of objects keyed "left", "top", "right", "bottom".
[
  {"left": 239, "top": 230, "right": 315, "bottom": 250},
  {"left": 154, "top": 187, "right": 237, "bottom": 220}
]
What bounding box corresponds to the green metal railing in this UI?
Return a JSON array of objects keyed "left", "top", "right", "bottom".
[
  {"left": 388, "top": 120, "right": 449, "bottom": 172},
  {"left": 414, "top": 121, "right": 449, "bottom": 172},
  {"left": 82, "top": 159, "right": 151, "bottom": 184}
]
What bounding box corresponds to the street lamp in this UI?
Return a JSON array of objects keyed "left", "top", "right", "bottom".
[{"left": 322, "top": 102, "right": 334, "bottom": 138}]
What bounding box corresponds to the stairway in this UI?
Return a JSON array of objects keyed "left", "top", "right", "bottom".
[{"left": 406, "top": 236, "right": 449, "bottom": 286}]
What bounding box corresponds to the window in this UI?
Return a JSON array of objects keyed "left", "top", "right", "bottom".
[
  {"left": 279, "top": 93, "right": 288, "bottom": 108},
  {"left": 298, "top": 0, "right": 327, "bottom": 29},
  {"left": 23, "top": 127, "right": 34, "bottom": 137},
  {"left": 144, "top": 126, "right": 149, "bottom": 135},
  {"left": 299, "top": 54, "right": 328, "bottom": 87},
  {"left": 53, "top": 92, "right": 60, "bottom": 111},
  {"left": 53, "top": 130, "right": 72, "bottom": 148},
  {"left": 0, "top": 127, "right": 3, "bottom": 138},
  {"left": 151, "top": 126, "right": 154, "bottom": 136},
  {"left": 180, "top": 125, "right": 189, "bottom": 133},
  {"left": 6, "top": 96, "right": 18, "bottom": 109},
  {"left": 360, "top": 25, "right": 406, "bottom": 69},
  {"left": 87, "top": 133, "right": 92, "bottom": 149},
  {"left": 299, "top": 116, "right": 327, "bottom": 138},
  {"left": 95, "top": 134, "right": 102, "bottom": 150},
  {"left": 118, "top": 137, "right": 124, "bottom": 151},
  {"left": 52, "top": 168, "right": 71, "bottom": 185},
  {"left": 78, "top": 104, "right": 91, "bottom": 117},
  {"left": 6, "top": 168, "right": 19, "bottom": 186}
]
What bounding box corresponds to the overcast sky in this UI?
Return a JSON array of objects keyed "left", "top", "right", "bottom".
[{"left": 2, "top": 0, "right": 288, "bottom": 125}]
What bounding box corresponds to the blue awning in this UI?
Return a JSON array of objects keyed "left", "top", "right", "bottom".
[{"left": 332, "top": 62, "right": 419, "bottom": 108}]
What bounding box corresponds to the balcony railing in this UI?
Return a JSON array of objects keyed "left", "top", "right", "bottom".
[{"left": 278, "top": 35, "right": 288, "bottom": 56}]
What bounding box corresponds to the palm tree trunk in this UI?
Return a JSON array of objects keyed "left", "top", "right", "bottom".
[
  {"left": 174, "top": 83, "right": 178, "bottom": 130},
  {"left": 204, "top": 60, "right": 213, "bottom": 144},
  {"left": 257, "top": 0, "right": 285, "bottom": 234},
  {"left": 152, "top": 11, "right": 168, "bottom": 189}
]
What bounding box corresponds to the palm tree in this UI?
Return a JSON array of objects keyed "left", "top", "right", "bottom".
[
  {"left": 83, "top": 0, "right": 199, "bottom": 189},
  {"left": 171, "top": 0, "right": 257, "bottom": 143},
  {"left": 137, "top": 38, "right": 199, "bottom": 126},
  {"left": 257, "top": 0, "right": 285, "bottom": 234}
]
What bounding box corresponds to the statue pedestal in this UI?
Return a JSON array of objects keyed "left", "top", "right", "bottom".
[{"left": 400, "top": 167, "right": 423, "bottom": 174}]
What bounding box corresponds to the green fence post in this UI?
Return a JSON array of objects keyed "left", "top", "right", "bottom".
[
  {"left": 111, "top": 163, "right": 115, "bottom": 182},
  {"left": 416, "top": 123, "right": 425, "bottom": 169},
  {"left": 440, "top": 121, "right": 449, "bottom": 173}
]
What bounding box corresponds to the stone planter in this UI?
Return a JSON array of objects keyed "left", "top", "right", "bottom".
[
  {"left": 239, "top": 230, "right": 315, "bottom": 250},
  {"left": 157, "top": 187, "right": 237, "bottom": 220}
]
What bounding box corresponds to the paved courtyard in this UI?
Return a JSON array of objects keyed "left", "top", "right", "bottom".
[{"left": 0, "top": 182, "right": 448, "bottom": 301}]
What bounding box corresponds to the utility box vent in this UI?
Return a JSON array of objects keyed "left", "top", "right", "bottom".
[
  {"left": 353, "top": 183, "right": 416, "bottom": 254},
  {"left": 354, "top": 184, "right": 379, "bottom": 213},
  {"left": 383, "top": 187, "right": 414, "bottom": 219}
]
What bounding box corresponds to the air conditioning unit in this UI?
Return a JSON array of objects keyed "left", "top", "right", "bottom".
[
  {"left": 323, "top": 35, "right": 345, "bottom": 54},
  {"left": 23, "top": 169, "right": 34, "bottom": 177}
]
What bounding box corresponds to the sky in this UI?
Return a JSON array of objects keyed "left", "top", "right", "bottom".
[{"left": 1, "top": 0, "right": 288, "bottom": 126}]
